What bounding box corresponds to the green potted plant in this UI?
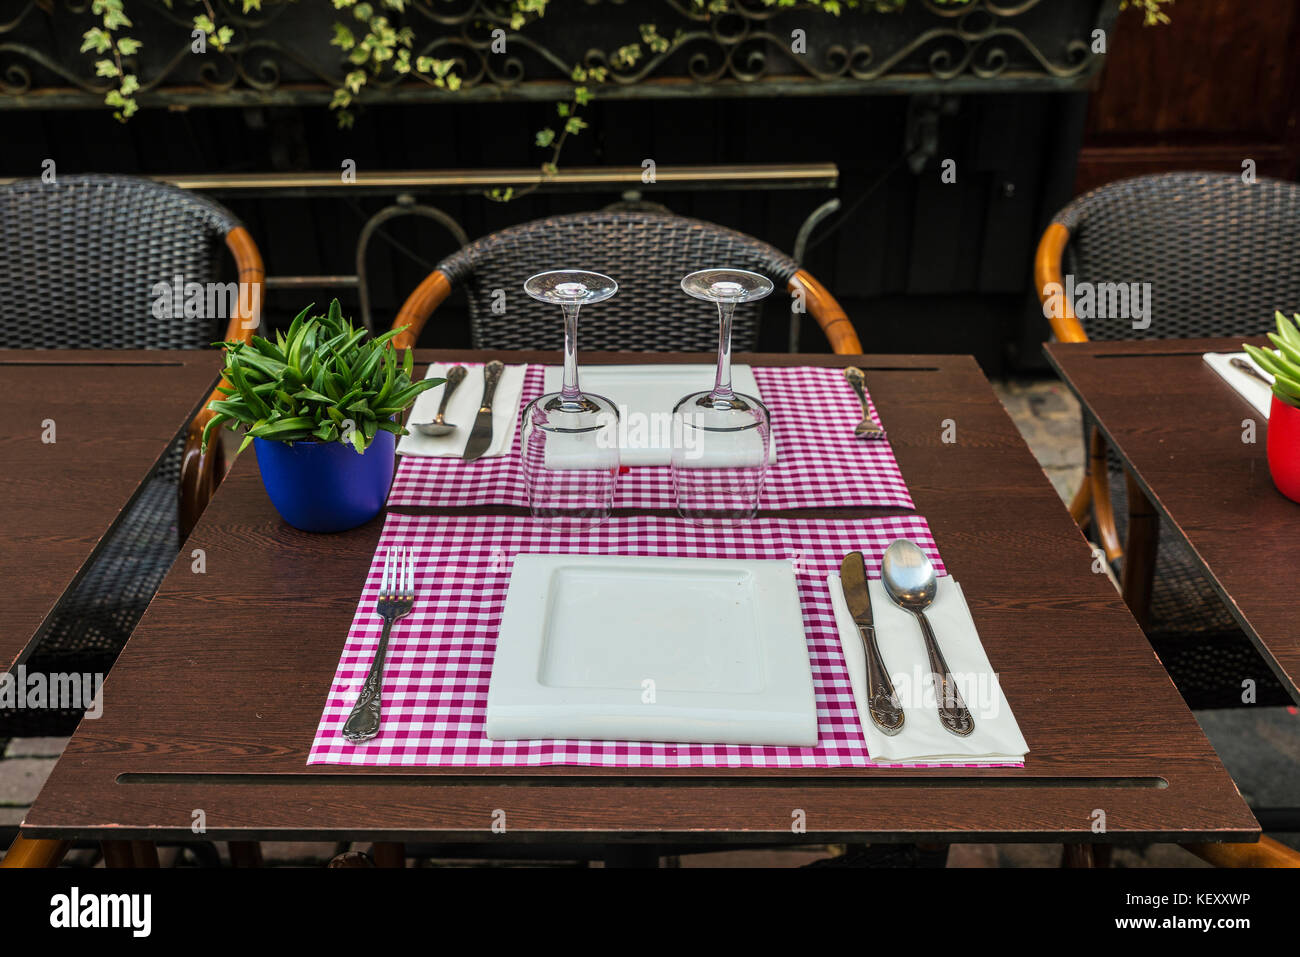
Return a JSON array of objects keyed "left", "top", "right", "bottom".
[
  {"left": 203, "top": 299, "right": 442, "bottom": 531},
  {"left": 1243, "top": 312, "right": 1300, "bottom": 503}
]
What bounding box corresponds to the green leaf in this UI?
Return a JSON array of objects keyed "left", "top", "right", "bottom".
[
  {"left": 1243, "top": 343, "right": 1287, "bottom": 378},
  {"left": 227, "top": 365, "right": 270, "bottom": 419},
  {"left": 248, "top": 416, "right": 318, "bottom": 439},
  {"left": 1276, "top": 311, "right": 1300, "bottom": 348},
  {"left": 1267, "top": 332, "right": 1300, "bottom": 370},
  {"left": 200, "top": 412, "right": 229, "bottom": 452}
]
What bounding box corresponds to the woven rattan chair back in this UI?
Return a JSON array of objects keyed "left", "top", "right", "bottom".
[
  {"left": 1053, "top": 171, "right": 1300, "bottom": 341},
  {"left": 0, "top": 173, "right": 242, "bottom": 349},
  {"left": 436, "top": 211, "right": 799, "bottom": 351}
]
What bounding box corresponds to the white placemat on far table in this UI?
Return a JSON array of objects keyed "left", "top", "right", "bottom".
[
  {"left": 397, "top": 363, "right": 527, "bottom": 458},
  {"left": 827, "top": 573, "right": 1028, "bottom": 765},
  {"left": 541, "top": 363, "right": 776, "bottom": 466},
  {"left": 1204, "top": 352, "right": 1273, "bottom": 419}
]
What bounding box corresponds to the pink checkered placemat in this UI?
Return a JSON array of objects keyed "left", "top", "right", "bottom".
[
  {"left": 387, "top": 365, "right": 914, "bottom": 511},
  {"left": 307, "top": 513, "right": 1021, "bottom": 768}
]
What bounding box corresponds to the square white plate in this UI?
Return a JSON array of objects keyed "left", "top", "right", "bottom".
[
  {"left": 485, "top": 554, "right": 818, "bottom": 746},
  {"left": 541, "top": 364, "right": 776, "bottom": 466}
]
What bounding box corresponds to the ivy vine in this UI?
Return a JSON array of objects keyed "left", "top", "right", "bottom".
[{"left": 79, "top": 0, "right": 1174, "bottom": 194}]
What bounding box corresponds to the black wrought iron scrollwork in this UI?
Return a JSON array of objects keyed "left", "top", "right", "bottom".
[{"left": 0, "top": 0, "right": 1110, "bottom": 108}]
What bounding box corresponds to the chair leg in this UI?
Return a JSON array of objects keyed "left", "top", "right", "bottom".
[
  {"left": 101, "top": 840, "right": 159, "bottom": 868},
  {"left": 101, "top": 841, "right": 135, "bottom": 867},
  {"left": 604, "top": 846, "right": 660, "bottom": 867},
  {"left": 1183, "top": 836, "right": 1300, "bottom": 867},
  {"left": 132, "top": 841, "right": 160, "bottom": 867},
  {"left": 1089, "top": 428, "right": 1123, "bottom": 561},
  {"left": 0, "top": 834, "right": 70, "bottom": 868},
  {"left": 371, "top": 842, "right": 406, "bottom": 868},
  {"left": 228, "top": 841, "right": 264, "bottom": 867},
  {"left": 1068, "top": 476, "right": 1092, "bottom": 529},
  {"left": 1061, "top": 844, "right": 1099, "bottom": 868},
  {"left": 1121, "top": 471, "right": 1159, "bottom": 630}
]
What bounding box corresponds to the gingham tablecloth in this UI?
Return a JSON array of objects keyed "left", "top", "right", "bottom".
[
  {"left": 386, "top": 365, "right": 915, "bottom": 510},
  {"left": 307, "top": 513, "right": 1020, "bottom": 768}
]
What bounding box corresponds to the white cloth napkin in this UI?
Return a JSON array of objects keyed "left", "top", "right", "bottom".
[
  {"left": 1204, "top": 352, "right": 1274, "bottom": 419},
  {"left": 827, "top": 573, "right": 1028, "bottom": 765},
  {"left": 396, "top": 363, "right": 527, "bottom": 458}
]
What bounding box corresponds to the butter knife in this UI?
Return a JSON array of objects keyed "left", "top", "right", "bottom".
[
  {"left": 839, "top": 552, "right": 905, "bottom": 736},
  {"left": 462, "top": 360, "right": 505, "bottom": 461},
  {"left": 1230, "top": 356, "right": 1273, "bottom": 386}
]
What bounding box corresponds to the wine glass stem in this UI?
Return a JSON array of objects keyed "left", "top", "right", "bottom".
[
  {"left": 561, "top": 301, "right": 582, "bottom": 403},
  {"left": 711, "top": 299, "right": 736, "bottom": 400}
]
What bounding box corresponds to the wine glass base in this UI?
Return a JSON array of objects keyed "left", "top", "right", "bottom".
[
  {"left": 674, "top": 391, "right": 769, "bottom": 426},
  {"left": 542, "top": 393, "right": 606, "bottom": 416},
  {"left": 522, "top": 392, "right": 619, "bottom": 530}
]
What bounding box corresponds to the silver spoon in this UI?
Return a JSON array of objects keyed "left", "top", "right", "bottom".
[
  {"left": 880, "top": 539, "right": 974, "bottom": 737},
  {"left": 412, "top": 365, "right": 467, "bottom": 437}
]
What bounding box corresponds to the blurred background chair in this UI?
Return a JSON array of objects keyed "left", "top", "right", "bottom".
[
  {"left": 0, "top": 173, "right": 262, "bottom": 735},
  {"left": 1035, "top": 171, "right": 1300, "bottom": 709},
  {"left": 390, "top": 210, "right": 861, "bottom": 355}
]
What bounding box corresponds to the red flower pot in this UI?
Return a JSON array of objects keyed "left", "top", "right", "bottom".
[{"left": 1268, "top": 394, "right": 1300, "bottom": 503}]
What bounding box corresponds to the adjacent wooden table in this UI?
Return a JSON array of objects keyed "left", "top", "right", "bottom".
[
  {"left": 1047, "top": 337, "right": 1300, "bottom": 704},
  {"left": 0, "top": 351, "right": 219, "bottom": 673},
  {"left": 20, "top": 351, "right": 1258, "bottom": 848}
]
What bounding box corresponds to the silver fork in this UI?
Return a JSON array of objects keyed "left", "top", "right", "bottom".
[
  {"left": 342, "top": 547, "right": 415, "bottom": 743},
  {"left": 844, "top": 366, "right": 886, "bottom": 439}
]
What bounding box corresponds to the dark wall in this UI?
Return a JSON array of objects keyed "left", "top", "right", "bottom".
[
  {"left": 1, "top": 92, "right": 1081, "bottom": 372},
  {"left": 1077, "top": 0, "right": 1300, "bottom": 192}
]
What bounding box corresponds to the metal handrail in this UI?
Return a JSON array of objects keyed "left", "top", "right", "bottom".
[{"left": 0, "top": 164, "right": 839, "bottom": 197}]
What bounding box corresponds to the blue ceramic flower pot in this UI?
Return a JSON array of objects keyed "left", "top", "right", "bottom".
[{"left": 253, "top": 431, "right": 395, "bottom": 533}]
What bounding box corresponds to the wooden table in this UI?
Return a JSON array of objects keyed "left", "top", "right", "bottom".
[
  {"left": 0, "top": 351, "right": 219, "bottom": 673},
  {"left": 1046, "top": 337, "right": 1300, "bottom": 705},
  {"left": 19, "top": 351, "right": 1258, "bottom": 849}
]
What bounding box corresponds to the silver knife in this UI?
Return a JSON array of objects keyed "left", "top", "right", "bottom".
[
  {"left": 840, "top": 552, "right": 905, "bottom": 736},
  {"left": 462, "top": 360, "right": 505, "bottom": 461}
]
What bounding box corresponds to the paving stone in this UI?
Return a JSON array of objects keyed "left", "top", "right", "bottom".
[
  {"left": 0, "top": 756, "right": 57, "bottom": 805},
  {"left": 3, "top": 737, "right": 69, "bottom": 758},
  {"left": 1195, "top": 706, "right": 1300, "bottom": 809},
  {"left": 992, "top": 378, "right": 1085, "bottom": 471}
]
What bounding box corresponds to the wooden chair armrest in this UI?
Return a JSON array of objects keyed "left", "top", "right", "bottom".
[
  {"left": 1089, "top": 425, "right": 1123, "bottom": 562},
  {"left": 789, "top": 269, "right": 862, "bottom": 355},
  {"left": 392, "top": 269, "right": 453, "bottom": 347},
  {"left": 0, "top": 834, "right": 70, "bottom": 868},
  {"left": 180, "top": 389, "right": 228, "bottom": 540},
  {"left": 1183, "top": 836, "right": 1300, "bottom": 868},
  {"left": 1034, "top": 222, "right": 1088, "bottom": 343},
  {"left": 221, "top": 225, "right": 264, "bottom": 343},
  {"left": 178, "top": 225, "right": 265, "bottom": 539}
]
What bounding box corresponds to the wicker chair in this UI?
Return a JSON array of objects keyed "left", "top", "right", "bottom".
[
  {"left": 0, "top": 174, "right": 263, "bottom": 731},
  {"left": 1035, "top": 171, "right": 1300, "bottom": 708},
  {"left": 390, "top": 211, "right": 861, "bottom": 354}
]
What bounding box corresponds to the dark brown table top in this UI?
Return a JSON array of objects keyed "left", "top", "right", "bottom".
[
  {"left": 0, "top": 350, "right": 219, "bottom": 673},
  {"left": 1046, "top": 336, "right": 1300, "bottom": 704},
  {"left": 22, "top": 351, "right": 1258, "bottom": 845}
]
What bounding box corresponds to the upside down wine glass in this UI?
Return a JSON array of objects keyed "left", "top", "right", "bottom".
[
  {"left": 671, "top": 268, "right": 774, "bottom": 525},
  {"left": 520, "top": 270, "right": 621, "bottom": 528}
]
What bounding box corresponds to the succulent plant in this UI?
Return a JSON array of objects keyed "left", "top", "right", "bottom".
[
  {"left": 1243, "top": 313, "right": 1300, "bottom": 410},
  {"left": 203, "top": 299, "right": 443, "bottom": 454}
]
